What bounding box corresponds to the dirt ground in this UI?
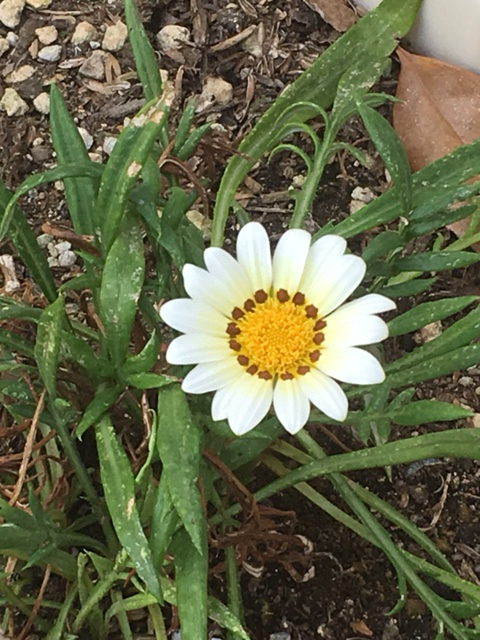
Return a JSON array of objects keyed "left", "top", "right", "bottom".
[{"left": 1, "top": 0, "right": 480, "bottom": 638}]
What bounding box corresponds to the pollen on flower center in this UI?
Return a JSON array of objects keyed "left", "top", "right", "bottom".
[{"left": 227, "top": 289, "right": 326, "bottom": 379}]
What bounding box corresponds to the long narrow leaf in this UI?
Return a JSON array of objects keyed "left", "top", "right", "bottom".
[
  {"left": 95, "top": 416, "right": 162, "bottom": 601},
  {"left": 34, "top": 296, "right": 65, "bottom": 397}
]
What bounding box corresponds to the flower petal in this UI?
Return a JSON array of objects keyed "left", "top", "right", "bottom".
[
  {"left": 272, "top": 228, "right": 311, "bottom": 294},
  {"left": 236, "top": 222, "right": 273, "bottom": 293},
  {"left": 183, "top": 264, "right": 236, "bottom": 315},
  {"left": 299, "top": 235, "right": 347, "bottom": 296},
  {"left": 329, "top": 293, "right": 396, "bottom": 319},
  {"left": 316, "top": 347, "right": 385, "bottom": 384},
  {"left": 225, "top": 374, "right": 273, "bottom": 435},
  {"left": 182, "top": 358, "right": 243, "bottom": 394},
  {"left": 203, "top": 247, "right": 252, "bottom": 302},
  {"left": 160, "top": 299, "right": 228, "bottom": 337},
  {"left": 323, "top": 315, "right": 389, "bottom": 347},
  {"left": 273, "top": 378, "right": 310, "bottom": 434},
  {"left": 166, "top": 333, "right": 229, "bottom": 365},
  {"left": 298, "top": 368, "right": 348, "bottom": 422},
  {"left": 307, "top": 255, "right": 366, "bottom": 317},
  {"left": 212, "top": 385, "right": 234, "bottom": 421}
]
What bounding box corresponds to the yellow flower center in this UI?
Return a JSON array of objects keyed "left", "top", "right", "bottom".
[{"left": 226, "top": 289, "right": 326, "bottom": 380}]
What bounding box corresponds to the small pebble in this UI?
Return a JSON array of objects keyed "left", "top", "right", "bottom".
[
  {"left": 269, "top": 633, "right": 291, "bottom": 640},
  {"left": 0, "top": 0, "right": 25, "bottom": 29},
  {"left": 5, "top": 64, "right": 35, "bottom": 83},
  {"left": 58, "top": 250, "right": 77, "bottom": 267},
  {"left": 77, "top": 127, "right": 93, "bottom": 150},
  {"left": 47, "top": 256, "right": 59, "bottom": 267},
  {"left": 88, "top": 152, "right": 102, "bottom": 163},
  {"left": 473, "top": 414, "right": 480, "bottom": 428},
  {"left": 459, "top": 376, "right": 473, "bottom": 387},
  {"left": 6, "top": 31, "right": 17, "bottom": 46},
  {"left": 102, "top": 135, "right": 117, "bottom": 155},
  {"left": 26, "top": 0, "right": 52, "bottom": 7},
  {"left": 71, "top": 20, "right": 98, "bottom": 45},
  {"left": 38, "top": 44, "right": 62, "bottom": 62},
  {"left": 35, "top": 25, "right": 57, "bottom": 45},
  {"left": 55, "top": 241, "right": 71, "bottom": 253},
  {"left": 37, "top": 233, "right": 53, "bottom": 248},
  {"left": 0, "top": 37, "right": 9, "bottom": 56},
  {"left": 102, "top": 20, "right": 127, "bottom": 51},
  {"left": 79, "top": 50, "right": 106, "bottom": 80},
  {"left": 351, "top": 186, "right": 375, "bottom": 203},
  {"left": 196, "top": 76, "right": 233, "bottom": 111},
  {"left": 33, "top": 91, "right": 50, "bottom": 114},
  {"left": 156, "top": 25, "right": 190, "bottom": 52},
  {"left": 0, "top": 88, "right": 28, "bottom": 115}
]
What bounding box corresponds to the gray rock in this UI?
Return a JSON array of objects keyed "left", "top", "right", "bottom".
[
  {"left": 79, "top": 50, "right": 106, "bottom": 80},
  {"left": 38, "top": 44, "right": 62, "bottom": 62},
  {"left": 0, "top": 0, "right": 25, "bottom": 29},
  {"left": 0, "top": 88, "right": 28, "bottom": 115}
]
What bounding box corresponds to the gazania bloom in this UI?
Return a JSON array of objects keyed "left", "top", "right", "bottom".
[{"left": 160, "top": 222, "right": 395, "bottom": 435}]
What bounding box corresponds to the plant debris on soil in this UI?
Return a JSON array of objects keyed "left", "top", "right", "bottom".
[{"left": 1, "top": 1, "right": 480, "bottom": 639}]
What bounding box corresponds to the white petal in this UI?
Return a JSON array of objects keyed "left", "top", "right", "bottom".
[
  {"left": 329, "top": 293, "right": 396, "bottom": 319},
  {"left": 316, "top": 347, "right": 385, "bottom": 385},
  {"left": 182, "top": 358, "right": 243, "bottom": 393},
  {"left": 323, "top": 315, "right": 389, "bottom": 347},
  {"left": 236, "top": 222, "right": 273, "bottom": 293},
  {"left": 203, "top": 247, "right": 252, "bottom": 302},
  {"left": 273, "top": 378, "right": 310, "bottom": 434},
  {"left": 307, "top": 255, "right": 366, "bottom": 317},
  {"left": 298, "top": 368, "right": 348, "bottom": 422},
  {"left": 226, "top": 374, "right": 273, "bottom": 435},
  {"left": 166, "top": 333, "right": 229, "bottom": 364},
  {"left": 183, "top": 264, "right": 237, "bottom": 315},
  {"left": 272, "top": 229, "right": 311, "bottom": 294},
  {"left": 299, "top": 235, "right": 347, "bottom": 296},
  {"left": 160, "top": 299, "right": 228, "bottom": 337},
  {"left": 212, "top": 385, "right": 234, "bottom": 421}
]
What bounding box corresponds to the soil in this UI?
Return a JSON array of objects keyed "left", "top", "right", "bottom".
[{"left": 0, "top": 1, "right": 479, "bottom": 639}]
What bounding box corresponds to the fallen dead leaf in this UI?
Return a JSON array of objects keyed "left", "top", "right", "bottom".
[
  {"left": 350, "top": 619, "right": 373, "bottom": 637},
  {"left": 301, "top": 0, "right": 356, "bottom": 31},
  {"left": 393, "top": 48, "right": 480, "bottom": 243}
]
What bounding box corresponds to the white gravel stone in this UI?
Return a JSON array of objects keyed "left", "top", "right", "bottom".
[
  {"left": 26, "top": 0, "right": 52, "bottom": 8},
  {"left": 77, "top": 126, "right": 93, "bottom": 150},
  {"left": 102, "top": 135, "right": 117, "bottom": 155},
  {"left": 36, "top": 233, "right": 53, "bottom": 248},
  {"left": 0, "top": 37, "right": 8, "bottom": 56},
  {"left": 58, "top": 250, "right": 77, "bottom": 267},
  {"left": 6, "top": 31, "right": 17, "bottom": 46},
  {"left": 0, "top": 88, "right": 28, "bottom": 115},
  {"left": 71, "top": 20, "right": 98, "bottom": 45},
  {"left": 47, "top": 256, "right": 59, "bottom": 267},
  {"left": 55, "top": 241, "right": 71, "bottom": 253},
  {"left": 38, "top": 44, "right": 62, "bottom": 62},
  {"left": 196, "top": 76, "right": 233, "bottom": 111},
  {"left": 5, "top": 64, "right": 35, "bottom": 83},
  {"left": 35, "top": 25, "right": 57, "bottom": 45},
  {"left": 351, "top": 186, "right": 375, "bottom": 203},
  {"left": 102, "top": 20, "right": 127, "bottom": 51},
  {"left": 79, "top": 50, "right": 106, "bottom": 79},
  {"left": 0, "top": 0, "right": 25, "bottom": 29},
  {"left": 156, "top": 25, "right": 190, "bottom": 52},
  {"left": 33, "top": 91, "right": 50, "bottom": 114}
]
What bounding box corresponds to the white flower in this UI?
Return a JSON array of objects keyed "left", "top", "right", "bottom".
[{"left": 160, "top": 222, "right": 395, "bottom": 436}]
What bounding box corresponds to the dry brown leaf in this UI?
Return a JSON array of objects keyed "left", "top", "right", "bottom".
[
  {"left": 350, "top": 619, "right": 373, "bottom": 637},
  {"left": 393, "top": 48, "right": 480, "bottom": 242},
  {"left": 301, "top": 0, "right": 356, "bottom": 31}
]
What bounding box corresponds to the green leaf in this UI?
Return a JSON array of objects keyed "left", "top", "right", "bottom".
[
  {"left": 99, "top": 216, "right": 145, "bottom": 369},
  {"left": 122, "top": 331, "right": 160, "bottom": 376},
  {"left": 395, "top": 251, "right": 480, "bottom": 272},
  {"left": 50, "top": 84, "right": 97, "bottom": 235},
  {"left": 0, "top": 163, "right": 103, "bottom": 244},
  {"left": 95, "top": 416, "right": 162, "bottom": 601},
  {"left": 388, "top": 343, "right": 480, "bottom": 389},
  {"left": 126, "top": 372, "right": 174, "bottom": 389},
  {"left": 149, "top": 475, "right": 180, "bottom": 567},
  {"left": 409, "top": 204, "right": 477, "bottom": 237},
  {"left": 171, "top": 528, "right": 208, "bottom": 640},
  {"left": 96, "top": 101, "right": 169, "bottom": 253},
  {"left": 0, "top": 182, "right": 57, "bottom": 303},
  {"left": 390, "top": 400, "right": 472, "bottom": 426},
  {"left": 76, "top": 383, "right": 123, "bottom": 439},
  {"left": 156, "top": 386, "right": 204, "bottom": 554},
  {"left": 388, "top": 296, "right": 478, "bottom": 337},
  {"left": 357, "top": 101, "right": 412, "bottom": 213},
  {"left": 34, "top": 296, "right": 65, "bottom": 397},
  {"left": 211, "top": 0, "right": 422, "bottom": 245},
  {"left": 380, "top": 277, "right": 436, "bottom": 299},
  {"left": 362, "top": 230, "right": 404, "bottom": 264},
  {"left": 124, "top": 0, "right": 163, "bottom": 101}
]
